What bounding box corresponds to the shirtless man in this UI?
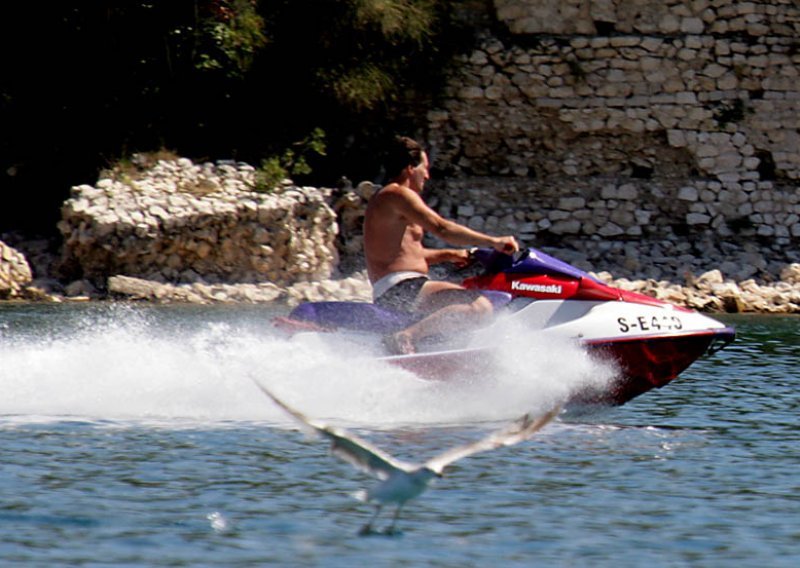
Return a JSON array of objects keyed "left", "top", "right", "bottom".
[{"left": 364, "top": 136, "right": 519, "bottom": 355}]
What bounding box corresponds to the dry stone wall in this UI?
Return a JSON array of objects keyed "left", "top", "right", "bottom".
[
  {"left": 426, "top": 0, "right": 800, "bottom": 257},
  {"left": 57, "top": 159, "right": 339, "bottom": 288},
  {"left": 5, "top": 165, "right": 800, "bottom": 312}
]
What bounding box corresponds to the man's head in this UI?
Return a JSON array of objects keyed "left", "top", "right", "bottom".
[{"left": 386, "top": 136, "right": 430, "bottom": 192}]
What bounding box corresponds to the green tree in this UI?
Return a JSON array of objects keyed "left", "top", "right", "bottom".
[
  {"left": 254, "top": 0, "right": 468, "bottom": 182},
  {"left": 0, "top": 1, "right": 472, "bottom": 233},
  {"left": 196, "top": 0, "right": 268, "bottom": 77}
]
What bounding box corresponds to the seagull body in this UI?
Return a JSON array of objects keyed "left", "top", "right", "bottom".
[
  {"left": 355, "top": 468, "right": 436, "bottom": 505},
  {"left": 253, "top": 381, "right": 561, "bottom": 534}
]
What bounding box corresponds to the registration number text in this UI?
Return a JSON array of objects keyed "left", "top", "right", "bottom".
[{"left": 618, "top": 315, "right": 683, "bottom": 333}]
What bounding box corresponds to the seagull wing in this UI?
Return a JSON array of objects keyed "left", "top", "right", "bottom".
[
  {"left": 423, "top": 404, "right": 562, "bottom": 474},
  {"left": 252, "top": 380, "right": 414, "bottom": 479}
]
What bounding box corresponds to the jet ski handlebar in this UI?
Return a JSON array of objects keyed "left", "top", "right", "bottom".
[{"left": 466, "top": 245, "right": 529, "bottom": 271}]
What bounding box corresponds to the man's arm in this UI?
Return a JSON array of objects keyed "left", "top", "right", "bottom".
[
  {"left": 423, "top": 248, "right": 471, "bottom": 267},
  {"left": 397, "top": 187, "right": 519, "bottom": 253}
]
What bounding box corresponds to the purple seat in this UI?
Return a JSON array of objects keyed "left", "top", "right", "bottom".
[
  {"left": 288, "top": 302, "right": 419, "bottom": 334},
  {"left": 288, "top": 292, "right": 512, "bottom": 334}
]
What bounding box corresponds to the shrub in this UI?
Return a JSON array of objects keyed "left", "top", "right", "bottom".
[{"left": 252, "top": 128, "right": 327, "bottom": 192}]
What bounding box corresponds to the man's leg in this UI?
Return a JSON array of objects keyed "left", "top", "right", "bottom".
[{"left": 385, "top": 282, "right": 492, "bottom": 354}]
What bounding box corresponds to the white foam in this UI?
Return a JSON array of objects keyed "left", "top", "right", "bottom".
[{"left": 0, "top": 306, "right": 615, "bottom": 427}]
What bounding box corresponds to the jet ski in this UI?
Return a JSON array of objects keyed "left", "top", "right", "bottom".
[{"left": 273, "top": 247, "right": 735, "bottom": 405}]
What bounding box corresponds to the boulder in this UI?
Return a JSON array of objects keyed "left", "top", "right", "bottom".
[{"left": 0, "top": 240, "right": 33, "bottom": 298}]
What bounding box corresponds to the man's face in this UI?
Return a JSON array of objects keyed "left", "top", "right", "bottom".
[{"left": 408, "top": 152, "right": 430, "bottom": 193}]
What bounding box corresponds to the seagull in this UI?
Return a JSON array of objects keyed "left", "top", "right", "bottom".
[{"left": 252, "top": 380, "right": 561, "bottom": 535}]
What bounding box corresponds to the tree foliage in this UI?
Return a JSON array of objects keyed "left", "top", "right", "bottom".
[
  {"left": 197, "top": 0, "right": 269, "bottom": 76},
  {"left": 0, "top": 0, "right": 472, "bottom": 233},
  {"left": 254, "top": 127, "right": 327, "bottom": 192}
]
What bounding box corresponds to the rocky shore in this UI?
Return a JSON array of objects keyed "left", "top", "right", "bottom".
[{"left": 1, "top": 156, "right": 799, "bottom": 314}]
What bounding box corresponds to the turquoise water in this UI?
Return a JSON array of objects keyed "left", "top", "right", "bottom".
[{"left": 0, "top": 304, "right": 798, "bottom": 566}]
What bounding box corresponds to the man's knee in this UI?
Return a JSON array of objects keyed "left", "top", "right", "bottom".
[{"left": 467, "top": 294, "right": 493, "bottom": 321}]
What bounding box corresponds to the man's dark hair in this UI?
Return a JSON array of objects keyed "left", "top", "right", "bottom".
[{"left": 385, "top": 136, "right": 424, "bottom": 178}]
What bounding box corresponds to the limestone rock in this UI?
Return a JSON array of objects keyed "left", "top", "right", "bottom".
[
  {"left": 0, "top": 240, "right": 33, "bottom": 298},
  {"left": 58, "top": 158, "right": 339, "bottom": 288}
]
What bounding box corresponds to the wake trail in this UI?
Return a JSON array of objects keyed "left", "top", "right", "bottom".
[{"left": 0, "top": 306, "right": 615, "bottom": 426}]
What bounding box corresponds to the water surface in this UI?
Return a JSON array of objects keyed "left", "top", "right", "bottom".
[{"left": 0, "top": 304, "right": 797, "bottom": 566}]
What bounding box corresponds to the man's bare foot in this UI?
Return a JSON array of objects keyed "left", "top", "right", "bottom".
[{"left": 382, "top": 331, "right": 416, "bottom": 355}]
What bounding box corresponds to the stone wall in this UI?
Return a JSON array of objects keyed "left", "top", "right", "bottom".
[
  {"left": 57, "top": 159, "right": 339, "bottom": 287},
  {"left": 427, "top": 176, "right": 791, "bottom": 283},
  {"left": 494, "top": 0, "right": 799, "bottom": 37},
  {"left": 425, "top": 0, "right": 800, "bottom": 256}
]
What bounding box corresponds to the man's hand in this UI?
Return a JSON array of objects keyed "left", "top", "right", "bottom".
[
  {"left": 492, "top": 236, "right": 519, "bottom": 255},
  {"left": 450, "top": 248, "right": 474, "bottom": 268}
]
